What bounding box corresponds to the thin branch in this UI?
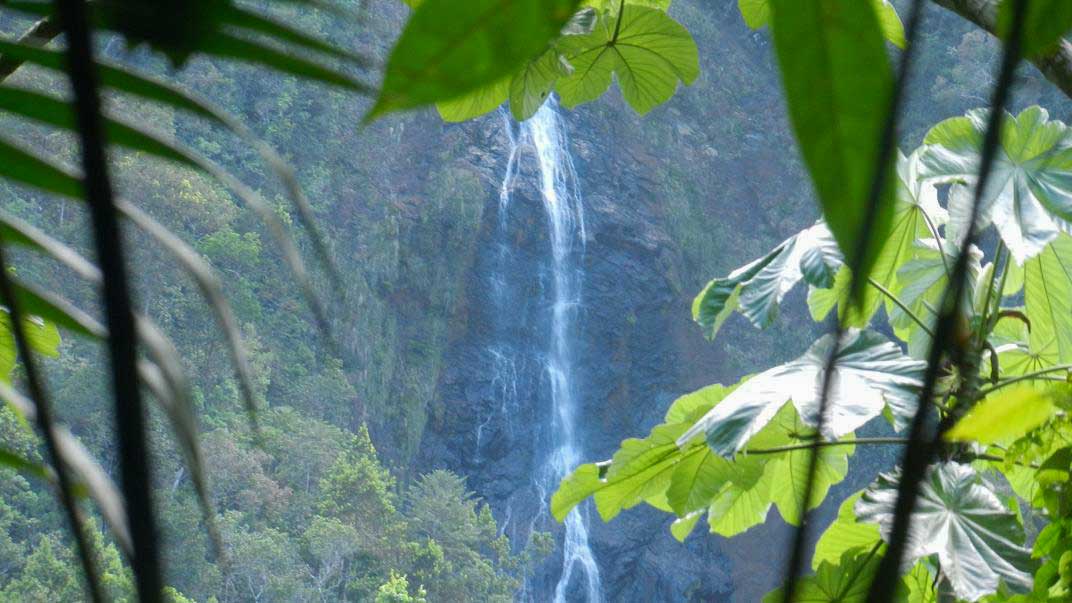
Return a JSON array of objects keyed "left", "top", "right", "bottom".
[
  {"left": 781, "top": 1, "right": 928, "bottom": 600},
  {"left": 54, "top": 0, "right": 163, "bottom": 599},
  {"left": 867, "top": 1, "right": 1029, "bottom": 600},
  {"left": 0, "top": 244, "right": 103, "bottom": 602},
  {"left": 977, "top": 364, "right": 1072, "bottom": 397},
  {"left": 743, "top": 437, "right": 909, "bottom": 455},
  {"left": 868, "top": 276, "right": 934, "bottom": 337}
]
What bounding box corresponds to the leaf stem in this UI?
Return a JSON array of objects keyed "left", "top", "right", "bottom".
[
  {"left": 742, "top": 437, "right": 909, "bottom": 455},
  {"left": 920, "top": 208, "right": 950, "bottom": 278},
  {"left": 976, "top": 364, "right": 1072, "bottom": 397},
  {"left": 867, "top": 276, "right": 933, "bottom": 337},
  {"left": 611, "top": 0, "right": 626, "bottom": 42}
]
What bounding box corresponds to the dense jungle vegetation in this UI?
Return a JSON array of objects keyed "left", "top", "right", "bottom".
[{"left": 2, "top": 0, "right": 1072, "bottom": 601}]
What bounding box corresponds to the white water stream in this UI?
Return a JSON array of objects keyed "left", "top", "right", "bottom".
[{"left": 494, "top": 102, "right": 603, "bottom": 602}]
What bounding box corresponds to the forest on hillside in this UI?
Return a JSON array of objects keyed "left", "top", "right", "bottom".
[{"left": 2, "top": 0, "right": 1072, "bottom": 601}]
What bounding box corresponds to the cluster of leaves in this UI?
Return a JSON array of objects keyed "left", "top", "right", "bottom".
[
  {"left": 377, "top": 0, "right": 699, "bottom": 122},
  {"left": 554, "top": 98, "right": 1072, "bottom": 602}
]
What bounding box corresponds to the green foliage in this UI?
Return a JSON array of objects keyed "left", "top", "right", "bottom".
[
  {"left": 693, "top": 222, "right": 842, "bottom": 340},
  {"left": 769, "top": 0, "right": 896, "bottom": 289},
  {"left": 417, "top": 0, "right": 697, "bottom": 121},
  {"left": 678, "top": 329, "right": 924, "bottom": 455},
  {"left": 856, "top": 463, "right": 1036, "bottom": 600},
  {"left": 555, "top": 4, "right": 699, "bottom": 115},
  {"left": 946, "top": 384, "right": 1062, "bottom": 445},
  {"left": 371, "top": 0, "right": 581, "bottom": 117},
  {"left": 921, "top": 107, "right": 1072, "bottom": 264}
]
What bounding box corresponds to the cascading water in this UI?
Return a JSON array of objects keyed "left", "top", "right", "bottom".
[{"left": 490, "top": 101, "right": 603, "bottom": 602}]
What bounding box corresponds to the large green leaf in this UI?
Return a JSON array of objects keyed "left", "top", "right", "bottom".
[
  {"left": 681, "top": 402, "right": 853, "bottom": 537},
  {"left": 371, "top": 0, "right": 579, "bottom": 117},
  {"left": 763, "top": 546, "right": 888, "bottom": 603},
  {"left": 1024, "top": 234, "right": 1072, "bottom": 364},
  {"left": 435, "top": 77, "right": 510, "bottom": 122},
  {"left": 551, "top": 383, "right": 736, "bottom": 522},
  {"left": 946, "top": 384, "right": 1060, "bottom": 445},
  {"left": 921, "top": 107, "right": 1072, "bottom": 264},
  {"left": 891, "top": 237, "right": 982, "bottom": 357},
  {"left": 808, "top": 149, "right": 948, "bottom": 328},
  {"left": 556, "top": 5, "right": 698, "bottom": 115},
  {"left": 813, "top": 492, "right": 881, "bottom": 570},
  {"left": 997, "top": 0, "right": 1072, "bottom": 59},
  {"left": 856, "top": 462, "right": 1036, "bottom": 601},
  {"left": 694, "top": 222, "right": 842, "bottom": 340},
  {"left": 678, "top": 329, "right": 924, "bottom": 455},
  {"left": 509, "top": 50, "right": 569, "bottom": 121},
  {"left": 769, "top": 0, "right": 895, "bottom": 291}
]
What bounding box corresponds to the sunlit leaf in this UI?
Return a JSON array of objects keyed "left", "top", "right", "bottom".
[
  {"left": 808, "top": 149, "right": 948, "bottom": 328},
  {"left": 371, "top": 0, "right": 579, "bottom": 117},
  {"left": 678, "top": 329, "right": 924, "bottom": 455},
  {"left": 856, "top": 462, "right": 1036, "bottom": 601},
  {"left": 435, "top": 77, "right": 510, "bottom": 122},
  {"left": 763, "top": 546, "right": 887, "bottom": 603},
  {"left": 946, "top": 384, "right": 1061, "bottom": 445},
  {"left": 921, "top": 107, "right": 1072, "bottom": 264},
  {"left": 813, "top": 492, "right": 881, "bottom": 570},
  {"left": 694, "top": 222, "right": 842, "bottom": 341},
  {"left": 556, "top": 5, "right": 698, "bottom": 115},
  {"left": 509, "top": 50, "right": 567, "bottom": 121}
]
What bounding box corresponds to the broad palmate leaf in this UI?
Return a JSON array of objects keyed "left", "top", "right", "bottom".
[
  {"left": 762, "top": 546, "right": 890, "bottom": 603},
  {"left": 921, "top": 107, "right": 1072, "bottom": 264},
  {"left": 808, "top": 149, "right": 948, "bottom": 329},
  {"left": 371, "top": 0, "right": 580, "bottom": 117},
  {"left": 856, "top": 462, "right": 1036, "bottom": 601},
  {"left": 677, "top": 329, "right": 924, "bottom": 456},
  {"left": 556, "top": 4, "right": 698, "bottom": 115},
  {"left": 694, "top": 222, "right": 841, "bottom": 340}
]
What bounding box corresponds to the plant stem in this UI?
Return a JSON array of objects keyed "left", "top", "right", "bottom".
[
  {"left": 977, "top": 364, "right": 1072, "bottom": 397},
  {"left": 54, "top": 0, "right": 162, "bottom": 599},
  {"left": 743, "top": 437, "right": 909, "bottom": 455},
  {"left": 868, "top": 276, "right": 933, "bottom": 337},
  {"left": 920, "top": 208, "right": 951, "bottom": 278}
]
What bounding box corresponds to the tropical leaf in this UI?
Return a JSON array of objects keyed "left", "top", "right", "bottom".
[
  {"left": 763, "top": 546, "right": 886, "bottom": 603},
  {"left": 677, "top": 329, "right": 924, "bottom": 456},
  {"left": 552, "top": 384, "right": 737, "bottom": 522},
  {"left": 371, "top": 0, "right": 579, "bottom": 117},
  {"left": 1024, "top": 234, "right": 1072, "bottom": 364},
  {"left": 555, "top": 4, "right": 698, "bottom": 115},
  {"left": 856, "top": 462, "right": 1036, "bottom": 601},
  {"left": 694, "top": 222, "right": 842, "bottom": 341},
  {"left": 769, "top": 0, "right": 895, "bottom": 291},
  {"left": 946, "top": 384, "right": 1062, "bottom": 445},
  {"left": 891, "top": 237, "right": 982, "bottom": 357},
  {"left": 509, "top": 50, "right": 568, "bottom": 121},
  {"left": 920, "top": 107, "right": 1072, "bottom": 264},
  {"left": 808, "top": 149, "right": 948, "bottom": 328},
  {"left": 813, "top": 492, "right": 881, "bottom": 570},
  {"left": 435, "top": 78, "right": 510, "bottom": 122}
]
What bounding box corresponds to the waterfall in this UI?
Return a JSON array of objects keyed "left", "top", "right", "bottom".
[{"left": 492, "top": 101, "right": 603, "bottom": 602}]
